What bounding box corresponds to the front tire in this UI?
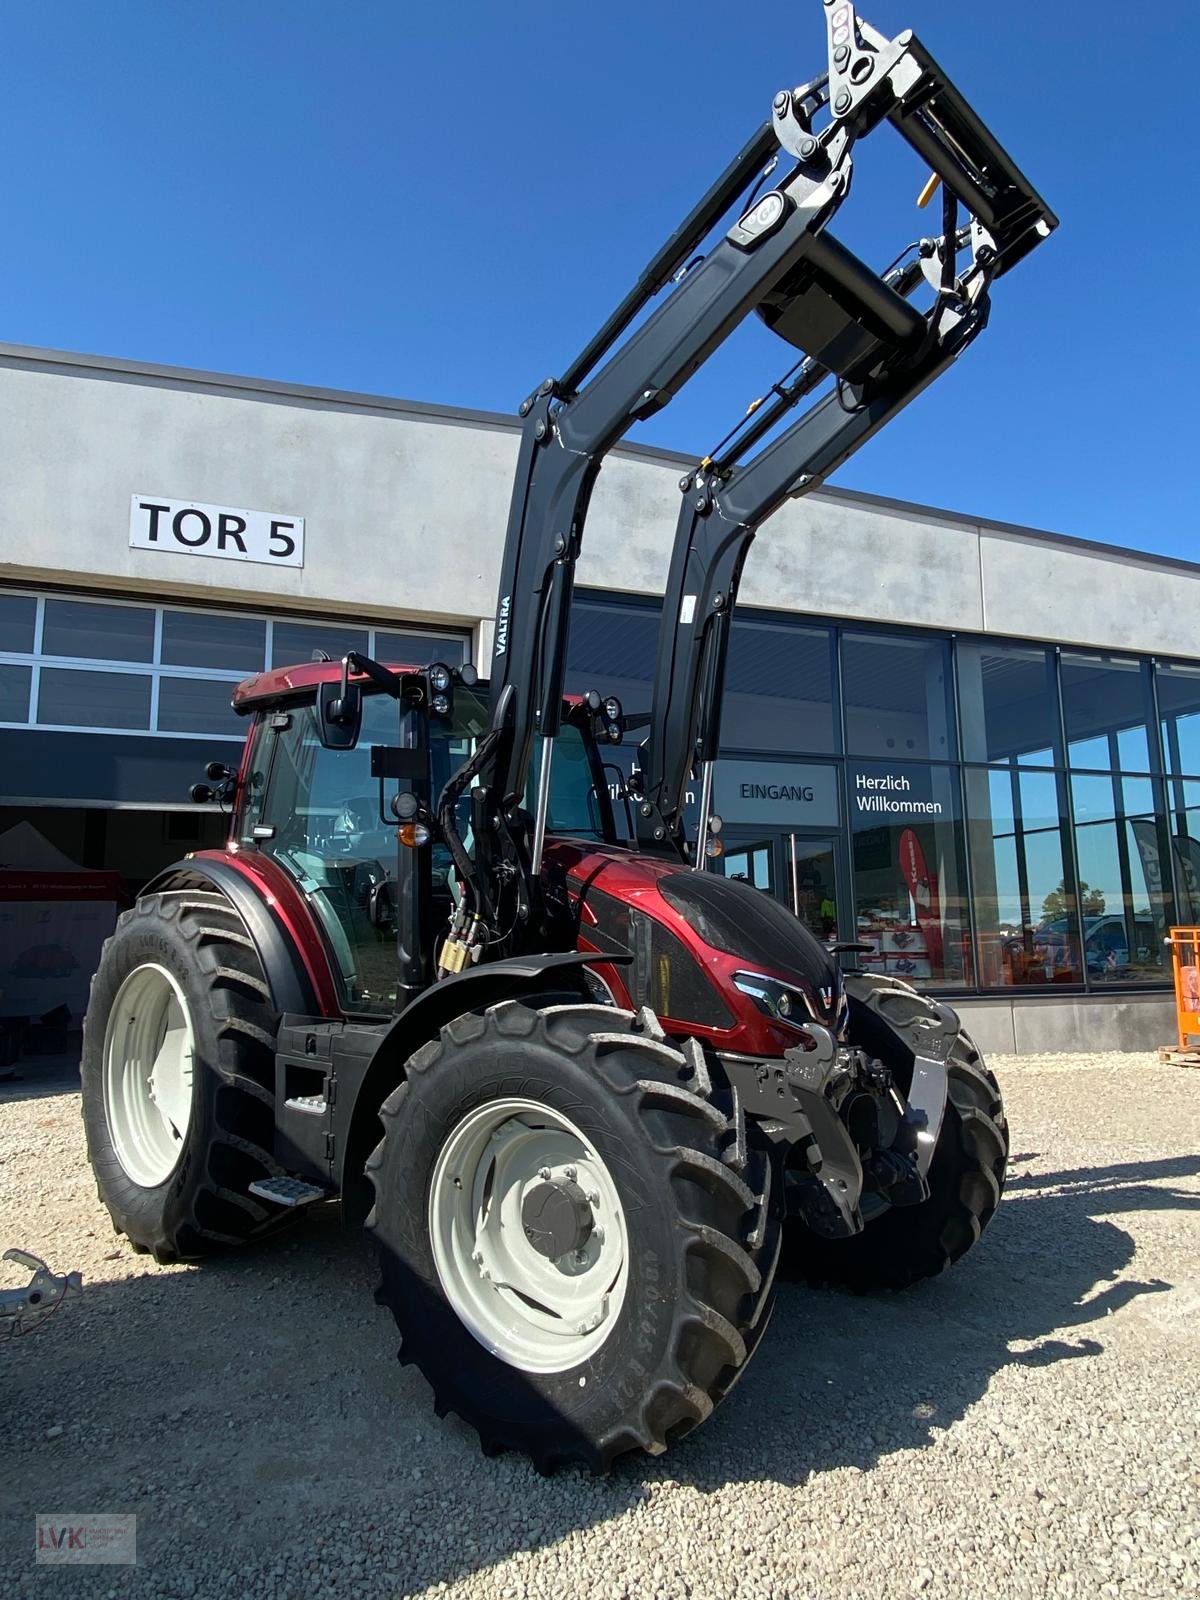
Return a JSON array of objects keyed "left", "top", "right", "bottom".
[
  {"left": 366, "top": 1000, "right": 779, "bottom": 1472},
  {"left": 81, "top": 889, "right": 286, "bottom": 1261}
]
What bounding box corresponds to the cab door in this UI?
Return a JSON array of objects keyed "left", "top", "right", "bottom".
[{"left": 241, "top": 694, "right": 402, "bottom": 1012}]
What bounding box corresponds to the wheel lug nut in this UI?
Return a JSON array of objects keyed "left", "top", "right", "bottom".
[
  {"left": 564, "top": 1166, "right": 578, "bottom": 1181},
  {"left": 538, "top": 1167, "right": 551, "bottom": 1180},
  {"left": 586, "top": 1190, "right": 600, "bottom": 1207}
]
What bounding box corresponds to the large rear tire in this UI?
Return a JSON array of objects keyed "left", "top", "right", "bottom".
[
  {"left": 366, "top": 1000, "right": 779, "bottom": 1472},
  {"left": 81, "top": 889, "right": 286, "bottom": 1261},
  {"left": 793, "top": 1031, "right": 1008, "bottom": 1292}
]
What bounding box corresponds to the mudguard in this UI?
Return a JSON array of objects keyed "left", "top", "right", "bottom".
[
  {"left": 142, "top": 858, "right": 319, "bottom": 1016},
  {"left": 382, "top": 951, "right": 632, "bottom": 1059},
  {"left": 333, "top": 951, "right": 632, "bottom": 1200}
]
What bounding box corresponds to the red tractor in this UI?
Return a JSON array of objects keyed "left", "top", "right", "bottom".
[{"left": 81, "top": 7, "right": 1055, "bottom": 1471}]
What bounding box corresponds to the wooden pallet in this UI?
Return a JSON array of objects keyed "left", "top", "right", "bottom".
[{"left": 1158, "top": 1045, "right": 1200, "bottom": 1067}]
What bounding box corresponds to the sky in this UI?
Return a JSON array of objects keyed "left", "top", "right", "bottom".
[{"left": 0, "top": 1, "right": 1196, "bottom": 561}]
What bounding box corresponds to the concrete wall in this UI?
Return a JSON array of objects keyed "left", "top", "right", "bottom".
[
  {"left": 957, "top": 991, "right": 1176, "bottom": 1057},
  {"left": 1, "top": 343, "right": 1199, "bottom": 662}
]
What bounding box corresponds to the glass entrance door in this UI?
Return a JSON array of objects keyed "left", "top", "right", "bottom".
[
  {"left": 784, "top": 834, "right": 840, "bottom": 941},
  {"left": 717, "top": 829, "right": 844, "bottom": 942},
  {"left": 719, "top": 838, "right": 776, "bottom": 896}
]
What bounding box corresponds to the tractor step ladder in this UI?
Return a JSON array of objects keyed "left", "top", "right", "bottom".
[{"left": 249, "top": 1176, "right": 328, "bottom": 1208}]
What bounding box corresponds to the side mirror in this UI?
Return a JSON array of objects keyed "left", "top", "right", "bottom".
[{"left": 317, "top": 680, "right": 362, "bottom": 749}]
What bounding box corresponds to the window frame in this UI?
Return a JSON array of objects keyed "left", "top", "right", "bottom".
[{"left": 0, "top": 586, "right": 471, "bottom": 743}]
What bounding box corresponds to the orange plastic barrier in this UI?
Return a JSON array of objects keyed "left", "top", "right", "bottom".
[{"left": 1167, "top": 927, "right": 1200, "bottom": 1051}]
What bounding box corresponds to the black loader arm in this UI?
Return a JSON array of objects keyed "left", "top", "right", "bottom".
[
  {"left": 441, "top": 4, "right": 1057, "bottom": 961},
  {"left": 634, "top": 8, "right": 1058, "bottom": 855}
]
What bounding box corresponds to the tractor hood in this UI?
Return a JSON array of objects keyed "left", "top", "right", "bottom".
[
  {"left": 655, "top": 869, "right": 841, "bottom": 1023},
  {"left": 545, "top": 839, "right": 842, "bottom": 1052}
]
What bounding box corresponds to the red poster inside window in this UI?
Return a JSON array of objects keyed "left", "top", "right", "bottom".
[{"left": 898, "top": 827, "right": 943, "bottom": 969}]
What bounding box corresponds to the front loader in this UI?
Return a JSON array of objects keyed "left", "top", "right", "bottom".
[{"left": 80, "top": 6, "right": 1056, "bottom": 1471}]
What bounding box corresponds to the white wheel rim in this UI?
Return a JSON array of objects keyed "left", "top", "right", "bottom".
[
  {"left": 428, "top": 1097, "right": 629, "bottom": 1374},
  {"left": 102, "top": 963, "right": 195, "bottom": 1188}
]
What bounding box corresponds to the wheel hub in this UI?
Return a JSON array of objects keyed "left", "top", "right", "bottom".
[{"left": 521, "top": 1177, "right": 594, "bottom": 1260}]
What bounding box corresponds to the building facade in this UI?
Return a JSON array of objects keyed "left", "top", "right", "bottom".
[{"left": 1, "top": 341, "right": 1197, "bottom": 1053}]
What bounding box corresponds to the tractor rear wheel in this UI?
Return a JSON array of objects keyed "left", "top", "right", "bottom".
[
  {"left": 792, "top": 1031, "right": 1008, "bottom": 1292},
  {"left": 366, "top": 1000, "right": 779, "bottom": 1472},
  {"left": 81, "top": 889, "right": 287, "bottom": 1261}
]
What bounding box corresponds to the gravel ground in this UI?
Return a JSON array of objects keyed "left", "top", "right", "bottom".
[{"left": 2, "top": 1048, "right": 1198, "bottom": 1600}]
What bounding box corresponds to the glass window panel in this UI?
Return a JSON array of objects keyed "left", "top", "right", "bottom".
[
  {"left": 1067, "top": 735, "right": 1111, "bottom": 770},
  {"left": 42, "top": 598, "right": 155, "bottom": 663},
  {"left": 0, "top": 593, "right": 36, "bottom": 654},
  {"left": 1170, "top": 780, "right": 1200, "bottom": 921},
  {"left": 37, "top": 667, "right": 151, "bottom": 730},
  {"left": 723, "top": 619, "right": 837, "bottom": 754},
  {"left": 964, "top": 766, "right": 1079, "bottom": 986},
  {"left": 271, "top": 619, "right": 370, "bottom": 668},
  {"left": 373, "top": 630, "right": 467, "bottom": 669},
  {"left": 1071, "top": 772, "right": 1116, "bottom": 823},
  {"left": 161, "top": 610, "right": 266, "bottom": 672},
  {"left": 1061, "top": 651, "right": 1153, "bottom": 772},
  {"left": 1157, "top": 662, "right": 1200, "bottom": 776},
  {"left": 842, "top": 633, "right": 955, "bottom": 760},
  {"left": 0, "top": 663, "right": 31, "bottom": 721},
  {"left": 157, "top": 676, "right": 241, "bottom": 736},
  {"left": 1070, "top": 772, "right": 1171, "bottom": 985},
  {"left": 1121, "top": 775, "right": 1156, "bottom": 817},
  {"left": 848, "top": 761, "right": 969, "bottom": 985},
  {"left": 566, "top": 597, "right": 660, "bottom": 713},
  {"left": 956, "top": 640, "right": 1058, "bottom": 765}
]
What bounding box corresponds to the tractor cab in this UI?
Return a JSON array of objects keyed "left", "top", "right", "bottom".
[{"left": 226, "top": 656, "right": 621, "bottom": 1015}]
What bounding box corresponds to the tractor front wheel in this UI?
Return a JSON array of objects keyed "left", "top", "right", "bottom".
[
  {"left": 366, "top": 1000, "right": 780, "bottom": 1472},
  {"left": 793, "top": 1031, "right": 1008, "bottom": 1292}
]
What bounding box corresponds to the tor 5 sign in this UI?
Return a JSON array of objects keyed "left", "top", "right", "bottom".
[{"left": 130, "top": 494, "right": 305, "bottom": 568}]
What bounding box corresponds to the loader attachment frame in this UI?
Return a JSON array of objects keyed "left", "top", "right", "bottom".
[{"left": 445, "top": 4, "right": 1056, "bottom": 957}]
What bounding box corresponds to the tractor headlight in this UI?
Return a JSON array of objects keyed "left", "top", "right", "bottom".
[
  {"left": 428, "top": 663, "right": 452, "bottom": 694},
  {"left": 603, "top": 696, "right": 623, "bottom": 724},
  {"left": 732, "top": 970, "right": 815, "bottom": 1031},
  {"left": 431, "top": 692, "right": 451, "bottom": 716}
]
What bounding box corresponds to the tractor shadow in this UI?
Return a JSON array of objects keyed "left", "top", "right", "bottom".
[{"left": 2, "top": 1153, "right": 1193, "bottom": 1597}]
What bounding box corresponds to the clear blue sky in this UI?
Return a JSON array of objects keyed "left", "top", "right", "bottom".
[{"left": 1, "top": 1, "right": 1196, "bottom": 560}]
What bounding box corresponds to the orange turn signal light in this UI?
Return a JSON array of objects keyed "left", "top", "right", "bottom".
[{"left": 397, "top": 821, "right": 431, "bottom": 848}]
